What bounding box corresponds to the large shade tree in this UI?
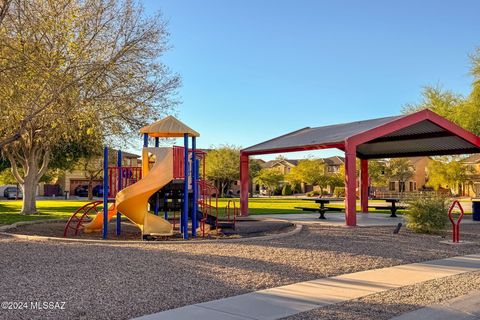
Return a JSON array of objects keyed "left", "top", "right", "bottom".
[
  {"left": 205, "top": 146, "right": 241, "bottom": 197},
  {"left": 253, "top": 169, "right": 284, "bottom": 197},
  {"left": 403, "top": 48, "right": 480, "bottom": 136},
  {"left": 427, "top": 157, "right": 473, "bottom": 195},
  {"left": 205, "top": 145, "right": 262, "bottom": 197},
  {"left": 0, "top": 0, "right": 180, "bottom": 214},
  {"left": 384, "top": 158, "right": 414, "bottom": 193},
  {"left": 287, "top": 159, "right": 331, "bottom": 195}
]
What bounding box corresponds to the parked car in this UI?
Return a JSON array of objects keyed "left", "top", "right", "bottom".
[
  {"left": 4, "top": 186, "right": 23, "bottom": 200},
  {"left": 92, "top": 185, "right": 104, "bottom": 197},
  {"left": 74, "top": 185, "right": 89, "bottom": 197}
]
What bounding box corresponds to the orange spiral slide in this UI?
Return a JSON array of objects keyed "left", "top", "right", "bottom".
[{"left": 83, "top": 148, "right": 174, "bottom": 236}]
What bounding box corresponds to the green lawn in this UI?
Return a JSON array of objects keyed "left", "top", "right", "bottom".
[
  {"left": 0, "top": 200, "right": 92, "bottom": 225},
  {"left": 0, "top": 198, "right": 351, "bottom": 225},
  {"left": 0, "top": 197, "right": 469, "bottom": 226},
  {"left": 216, "top": 198, "right": 322, "bottom": 215},
  {"left": 215, "top": 198, "right": 400, "bottom": 215}
]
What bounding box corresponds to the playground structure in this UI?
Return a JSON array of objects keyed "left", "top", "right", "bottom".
[{"left": 64, "top": 116, "right": 237, "bottom": 240}]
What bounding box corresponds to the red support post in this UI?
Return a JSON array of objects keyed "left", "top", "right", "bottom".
[
  {"left": 240, "top": 152, "right": 249, "bottom": 216},
  {"left": 360, "top": 159, "right": 369, "bottom": 213},
  {"left": 344, "top": 141, "right": 357, "bottom": 226}
]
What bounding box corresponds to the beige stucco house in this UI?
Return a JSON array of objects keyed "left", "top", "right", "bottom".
[
  {"left": 42, "top": 150, "right": 141, "bottom": 197},
  {"left": 383, "top": 157, "right": 429, "bottom": 194}
]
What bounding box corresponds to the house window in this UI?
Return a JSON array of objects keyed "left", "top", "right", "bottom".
[
  {"left": 389, "top": 181, "right": 396, "bottom": 191},
  {"left": 399, "top": 181, "right": 406, "bottom": 192},
  {"left": 328, "top": 166, "right": 339, "bottom": 173},
  {"left": 409, "top": 181, "right": 417, "bottom": 191}
]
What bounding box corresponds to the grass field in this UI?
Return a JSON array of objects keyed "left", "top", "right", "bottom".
[
  {"left": 0, "top": 200, "right": 93, "bottom": 225},
  {"left": 1, "top": 198, "right": 318, "bottom": 225},
  {"left": 2, "top": 197, "right": 465, "bottom": 225}
]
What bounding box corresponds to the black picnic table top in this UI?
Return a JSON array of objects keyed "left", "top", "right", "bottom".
[
  {"left": 301, "top": 197, "right": 344, "bottom": 204},
  {"left": 299, "top": 198, "right": 344, "bottom": 219}
]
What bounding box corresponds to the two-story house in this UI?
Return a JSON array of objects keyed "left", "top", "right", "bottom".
[
  {"left": 377, "top": 157, "right": 429, "bottom": 196},
  {"left": 253, "top": 156, "right": 345, "bottom": 194},
  {"left": 46, "top": 150, "right": 141, "bottom": 197}
]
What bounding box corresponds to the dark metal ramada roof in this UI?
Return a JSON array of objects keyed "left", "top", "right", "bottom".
[
  {"left": 242, "top": 110, "right": 480, "bottom": 159},
  {"left": 244, "top": 116, "right": 401, "bottom": 154}
]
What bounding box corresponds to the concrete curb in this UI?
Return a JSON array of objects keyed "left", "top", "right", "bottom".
[{"left": 0, "top": 223, "right": 303, "bottom": 245}]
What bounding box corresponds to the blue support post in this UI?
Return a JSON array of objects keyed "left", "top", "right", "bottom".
[
  {"left": 164, "top": 193, "right": 168, "bottom": 220},
  {"left": 102, "top": 147, "right": 109, "bottom": 239},
  {"left": 116, "top": 150, "right": 122, "bottom": 236},
  {"left": 182, "top": 133, "right": 189, "bottom": 239},
  {"left": 191, "top": 137, "right": 197, "bottom": 237},
  {"left": 143, "top": 133, "right": 149, "bottom": 147},
  {"left": 154, "top": 193, "right": 159, "bottom": 216},
  {"left": 153, "top": 136, "right": 160, "bottom": 216}
]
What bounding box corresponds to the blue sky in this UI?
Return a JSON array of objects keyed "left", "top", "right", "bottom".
[{"left": 140, "top": 0, "right": 480, "bottom": 160}]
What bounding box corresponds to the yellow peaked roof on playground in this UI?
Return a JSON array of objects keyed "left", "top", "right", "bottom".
[{"left": 139, "top": 115, "right": 200, "bottom": 138}]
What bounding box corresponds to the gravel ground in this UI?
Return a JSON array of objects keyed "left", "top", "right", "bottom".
[
  {"left": 6, "top": 220, "right": 294, "bottom": 240},
  {"left": 283, "top": 271, "right": 480, "bottom": 320},
  {"left": 0, "top": 223, "right": 479, "bottom": 320}
]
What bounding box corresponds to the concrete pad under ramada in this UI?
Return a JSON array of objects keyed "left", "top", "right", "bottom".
[{"left": 251, "top": 212, "right": 479, "bottom": 227}]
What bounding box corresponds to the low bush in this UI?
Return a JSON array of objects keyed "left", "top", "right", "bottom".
[{"left": 405, "top": 195, "right": 450, "bottom": 234}]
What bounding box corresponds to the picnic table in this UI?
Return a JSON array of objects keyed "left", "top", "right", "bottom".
[
  {"left": 369, "top": 198, "right": 406, "bottom": 217},
  {"left": 295, "top": 198, "right": 344, "bottom": 219}
]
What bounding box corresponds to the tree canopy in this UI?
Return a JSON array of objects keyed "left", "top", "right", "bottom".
[
  {"left": 426, "top": 158, "right": 473, "bottom": 194},
  {"left": 368, "top": 160, "right": 387, "bottom": 187},
  {"left": 205, "top": 145, "right": 240, "bottom": 196},
  {"left": 254, "top": 169, "right": 284, "bottom": 196},
  {"left": 286, "top": 159, "right": 331, "bottom": 194},
  {"left": 384, "top": 158, "right": 414, "bottom": 188},
  {"left": 0, "top": 0, "right": 180, "bottom": 213},
  {"left": 403, "top": 49, "right": 480, "bottom": 136}
]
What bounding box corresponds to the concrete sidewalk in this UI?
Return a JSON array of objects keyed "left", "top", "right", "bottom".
[
  {"left": 391, "top": 289, "right": 480, "bottom": 320},
  {"left": 134, "top": 254, "right": 480, "bottom": 320}
]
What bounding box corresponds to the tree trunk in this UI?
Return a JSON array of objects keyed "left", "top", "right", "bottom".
[
  {"left": 7, "top": 147, "right": 50, "bottom": 215},
  {"left": 21, "top": 177, "right": 38, "bottom": 214},
  {"left": 88, "top": 177, "right": 94, "bottom": 200},
  {"left": 221, "top": 181, "right": 227, "bottom": 197},
  {"left": 20, "top": 157, "right": 39, "bottom": 214}
]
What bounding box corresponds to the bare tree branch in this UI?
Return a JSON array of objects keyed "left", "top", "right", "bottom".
[
  {"left": 0, "top": 0, "right": 11, "bottom": 25},
  {"left": 6, "top": 152, "right": 24, "bottom": 184},
  {"left": 36, "top": 149, "right": 50, "bottom": 181}
]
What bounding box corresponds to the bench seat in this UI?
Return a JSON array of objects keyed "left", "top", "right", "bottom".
[
  {"left": 294, "top": 206, "right": 320, "bottom": 212},
  {"left": 368, "top": 205, "right": 407, "bottom": 210}
]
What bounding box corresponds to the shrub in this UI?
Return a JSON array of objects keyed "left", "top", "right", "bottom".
[
  {"left": 333, "top": 187, "right": 345, "bottom": 198},
  {"left": 405, "top": 195, "right": 450, "bottom": 234},
  {"left": 282, "top": 184, "right": 293, "bottom": 196}
]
